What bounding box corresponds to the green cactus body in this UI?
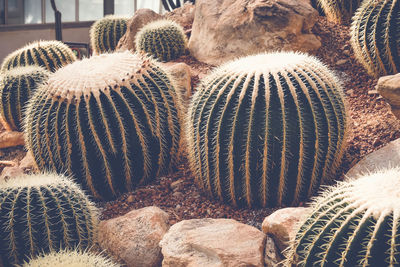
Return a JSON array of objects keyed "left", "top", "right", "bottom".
[
  {"left": 350, "top": 0, "right": 400, "bottom": 77},
  {"left": 0, "top": 40, "right": 77, "bottom": 73},
  {"left": 0, "top": 173, "right": 98, "bottom": 266},
  {"left": 286, "top": 168, "right": 400, "bottom": 266},
  {"left": 186, "top": 52, "right": 347, "bottom": 208},
  {"left": 90, "top": 15, "right": 128, "bottom": 55},
  {"left": 23, "top": 249, "right": 120, "bottom": 267},
  {"left": 318, "top": 0, "right": 362, "bottom": 23},
  {"left": 0, "top": 66, "right": 50, "bottom": 131},
  {"left": 24, "top": 51, "right": 182, "bottom": 200},
  {"left": 136, "top": 20, "right": 187, "bottom": 62}
]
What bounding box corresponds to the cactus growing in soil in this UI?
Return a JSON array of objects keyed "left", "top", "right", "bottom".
[
  {"left": 0, "top": 40, "right": 76, "bottom": 73},
  {"left": 136, "top": 20, "right": 187, "bottom": 62},
  {"left": 0, "top": 66, "right": 50, "bottom": 131},
  {"left": 90, "top": 15, "right": 128, "bottom": 55},
  {"left": 24, "top": 51, "right": 182, "bottom": 200},
  {"left": 186, "top": 52, "right": 347, "bottom": 208},
  {"left": 0, "top": 173, "right": 98, "bottom": 266},
  {"left": 318, "top": 0, "right": 362, "bottom": 23},
  {"left": 23, "top": 249, "right": 120, "bottom": 267},
  {"left": 285, "top": 167, "right": 400, "bottom": 266},
  {"left": 350, "top": 0, "right": 400, "bottom": 77}
]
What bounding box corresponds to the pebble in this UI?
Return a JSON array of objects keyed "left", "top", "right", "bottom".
[
  {"left": 336, "top": 59, "right": 348, "bottom": 66},
  {"left": 126, "top": 195, "right": 134, "bottom": 203}
]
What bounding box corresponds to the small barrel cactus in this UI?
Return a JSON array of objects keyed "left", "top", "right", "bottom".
[
  {"left": 90, "top": 15, "right": 128, "bottom": 55},
  {"left": 136, "top": 19, "right": 187, "bottom": 62},
  {"left": 186, "top": 52, "right": 347, "bottom": 208},
  {"left": 318, "top": 0, "right": 362, "bottom": 24},
  {"left": 286, "top": 167, "right": 400, "bottom": 266},
  {"left": 0, "top": 173, "right": 98, "bottom": 266},
  {"left": 351, "top": 0, "right": 400, "bottom": 77},
  {"left": 24, "top": 51, "right": 182, "bottom": 200},
  {"left": 0, "top": 40, "right": 77, "bottom": 73},
  {"left": 23, "top": 249, "right": 120, "bottom": 267},
  {"left": 0, "top": 66, "right": 50, "bottom": 131}
]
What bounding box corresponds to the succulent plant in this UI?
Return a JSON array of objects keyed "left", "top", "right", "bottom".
[
  {"left": 186, "top": 52, "right": 348, "bottom": 208},
  {"left": 136, "top": 19, "right": 187, "bottom": 62},
  {"left": 0, "top": 40, "right": 77, "bottom": 73},
  {"left": 0, "top": 173, "right": 98, "bottom": 266},
  {"left": 285, "top": 167, "right": 400, "bottom": 266},
  {"left": 318, "top": 0, "right": 362, "bottom": 23},
  {"left": 0, "top": 66, "right": 50, "bottom": 131},
  {"left": 23, "top": 249, "right": 120, "bottom": 267},
  {"left": 24, "top": 51, "right": 182, "bottom": 200},
  {"left": 350, "top": 0, "right": 400, "bottom": 77},
  {"left": 90, "top": 15, "right": 128, "bottom": 55}
]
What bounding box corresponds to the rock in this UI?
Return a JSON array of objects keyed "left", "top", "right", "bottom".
[
  {"left": 368, "top": 89, "right": 378, "bottom": 95},
  {"left": 262, "top": 207, "right": 310, "bottom": 251},
  {"left": 164, "top": 2, "right": 195, "bottom": 31},
  {"left": 170, "top": 178, "right": 184, "bottom": 191},
  {"left": 264, "top": 235, "right": 283, "bottom": 267},
  {"left": 0, "top": 131, "right": 24, "bottom": 149},
  {"left": 188, "top": 0, "right": 321, "bottom": 65},
  {"left": 98, "top": 206, "right": 169, "bottom": 267},
  {"left": 161, "top": 62, "right": 192, "bottom": 106},
  {"left": 346, "top": 138, "right": 400, "bottom": 178},
  {"left": 160, "top": 218, "right": 266, "bottom": 267},
  {"left": 19, "top": 151, "right": 36, "bottom": 170},
  {"left": 377, "top": 73, "right": 400, "bottom": 119},
  {"left": 0, "top": 161, "right": 17, "bottom": 167},
  {"left": 117, "top": 9, "right": 162, "bottom": 52},
  {"left": 336, "top": 59, "right": 348, "bottom": 66},
  {"left": 0, "top": 166, "right": 24, "bottom": 182},
  {"left": 126, "top": 194, "right": 134, "bottom": 203}
]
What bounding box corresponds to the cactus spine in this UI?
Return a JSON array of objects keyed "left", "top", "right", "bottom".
[
  {"left": 351, "top": 0, "right": 400, "bottom": 77},
  {"left": 136, "top": 20, "right": 187, "bottom": 62},
  {"left": 0, "top": 66, "right": 50, "bottom": 131},
  {"left": 286, "top": 167, "right": 400, "bottom": 266},
  {"left": 0, "top": 173, "right": 98, "bottom": 266},
  {"left": 24, "top": 51, "right": 182, "bottom": 200},
  {"left": 186, "top": 52, "right": 347, "bottom": 208},
  {"left": 318, "top": 0, "right": 362, "bottom": 23},
  {"left": 90, "top": 15, "right": 128, "bottom": 55},
  {"left": 0, "top": 40, "right": 76, "bottom": 73}
]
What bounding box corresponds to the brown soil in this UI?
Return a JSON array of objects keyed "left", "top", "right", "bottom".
[{"left": 1, "top": 17, "right": 400, "bottom": 229}]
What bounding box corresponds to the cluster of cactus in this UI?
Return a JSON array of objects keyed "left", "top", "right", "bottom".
[
  {"left": 23, "top": 249, "right": 120, "bottom": 267},
  {"left": 286, "top": 167, "right": 400, "bottom": 266},
  {"left": 24, "top": 51, "right": 182, "bottom": 200},
  {"left": 350, "top": 0, "right": 400, "bottom": 77},
  {"left": 186, "top": 52, "right": 347, "bottom": 208},
  {"left": 90, "top": 15, "right": 128, "bottom": 55},
  {"left": 136, "top": 19, "right": 187, "bottom": 62},
  {"left": 0, "top": 40, "right": 76, "bottom": 73},
  {"left": 0, "top": 66, "right": 50, "bottom": 131},
  {"left": 318, "top": 0, "right": 362, "bottom": 24},
  {"left": 0, "top": 173, "right": 98, "bottom": 266}
]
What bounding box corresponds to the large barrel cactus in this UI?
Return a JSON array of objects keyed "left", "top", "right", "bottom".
[
  {"left": 0, "top": 66, "right": 50, "bottom": 131},
  {"left": 136, "top": 19, "right": 187, "bottom": 62},
  {"left": 318, "top": 0, "right": 362, "bottom": 23},
  {"left": 90, "top": 15, "right": 128, "bottom": 55},
  {"left": 351, "top": 0, "right": 400, "bottom": 77},
  {"left": 286, "top": 167, "right": 400, "bottom": 266},
  {"left": 24, "top": 51, "right": 182, "bottom": 200},
  {"left": 0, "top": 40, "right": 76, "bottom": 73},
  {"left": 0, "top": 173, "right": 98, "bottom": 266},
  {"left": 186, "top": 52, "right": 347, "bottom": 208}
]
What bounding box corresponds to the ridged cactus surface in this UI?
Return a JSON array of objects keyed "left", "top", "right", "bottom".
[
  {"left": 186, "top": 52, "right": 347, "bottom": 208},
  {"left": 23, "top": 249, "right": 120, "bottom": 267},
  {"left": 0, "top": 40, "right": 76, "bottom": 72},
  {"left": 286, "top": 167, "right": 400, "bottom": 266},
  {"left": 90, "top": 15, "right": 128, "bottom": 55},
  {"left": 0, "top": 66, "right": 50, "bottom": 131},
  {"left": 0, "top": 173, "right": 98, "bottom": 266},
  {"left": 136, "top": 20, "right": 187, "bottom": 62},
  {"left": 318, "top": 0, "right": 362, "bottom": 23},
  {"left": 351, "top": 0, "right": 400, "bottom": 77},
  {"left": 24, "top": 51, "right": 182, "bottom": 200}
]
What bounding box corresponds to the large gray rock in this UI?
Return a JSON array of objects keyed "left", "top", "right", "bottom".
[
  {"left": 160, "top": 218, "right": 266, "bottom": 267},
  {"left": 98, "top": 206, "right": 169, "bottom": 267},
  {"left": 189, "top": 0, "right": 321, "bottom": 65},
  {"left": 377, "top": 73, "right": 400, "bottom": 119}
]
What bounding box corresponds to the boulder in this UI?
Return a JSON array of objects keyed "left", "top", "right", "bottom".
[
  {"left": 0, "top": 166, "right": 24, "bottom": 182},
  {"left": 164, "top": 2, "right": 196, "bottom": 31},
  {"left": 262, "top": 207, "right": 310, "bottom": 251},
  {"left": 377, "top": 73, "right": 400, "bottom": 119},
  {"left": 0, "top": 131, "right": 24, "bottom": 149},
  {"left": 19, "top": 151, "right": 36, "bottom": 171},
  {"left": 264, "top": 235, "right": 283, "bottom": 267},
  {"left": 188, "top": 0, "right": 321, "bottom": 65},
  {"left": 161, "top": 62, "right": 192, "bottom": 105},
  {"left": 98, "top": 206, "right": 169, "bottom": 267},
  {"left": 117, "top": 9, "right": 162, "bottom": 51},
  {"left": 160, "top": 218, "right": 266, "bottom": 267}
]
